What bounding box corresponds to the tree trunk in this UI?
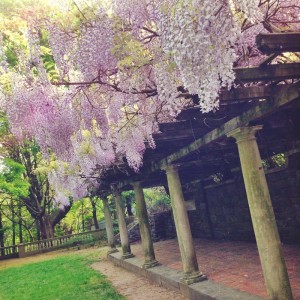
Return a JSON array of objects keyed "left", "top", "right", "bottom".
[
  {"left": 36, "top": 219, "right": 41, "bottom": 240},
  {"left": 90, "top": 198, "right": 99, "bottom": 229},
  {"left": 81, "top": 202, "right": 85, "bottom": 232},
  {"left": 0, "top": 210, "right": 4, "bottom": 255},
  {"left": 11, "top": 200, "right": 16, "bottom": 247},
  {"left": 50, "top": 202, "right": 73, "bottom": 232},
  {"left": 126, "top": 199, "right": 133, "bottom": 216},
  {"left": 18, "top": 203, "right": 23, "bottom": 244},
  {"left": 38, "top": 214, "right": 54, "bottom": 240}
]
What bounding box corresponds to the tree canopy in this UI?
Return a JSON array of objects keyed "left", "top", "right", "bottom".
[{"left": 0, "top": 0, "right": 299, "bottom": 204}]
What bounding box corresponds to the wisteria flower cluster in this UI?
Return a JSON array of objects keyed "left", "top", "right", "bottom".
[{"left": 0, "top": 0, "right": 299, "bottom": 204}]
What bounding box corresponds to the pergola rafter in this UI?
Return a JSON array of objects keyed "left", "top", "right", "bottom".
[
  {"left": 97, "top": 32, "right": 300, "bottom": 300},
  {"left": 256, "top": 32, "right": 300, "bottom": 54},
  {"left": 94, "top": 32, "right": 300, "bottom": 192}
]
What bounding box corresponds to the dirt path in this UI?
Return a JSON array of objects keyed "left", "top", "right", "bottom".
[{"left": 92, "top": 260, "right": 188, "bottom": 300}]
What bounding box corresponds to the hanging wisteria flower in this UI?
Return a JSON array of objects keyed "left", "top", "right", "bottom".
[{"left": 1, "top": 0, "right": 299, "bottom": 201}]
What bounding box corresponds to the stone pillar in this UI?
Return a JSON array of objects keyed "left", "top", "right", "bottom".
[
  {"left": 227, "top": 126, "right": 293, "bottom": 300},
  {"left": 18, "top": 243, "right": 25, "bottom": 258},
  {"left": 103, "top": 197, "right": 118, "bottom": 254},
  {"left": 114, "top": 191, "right": 134, "bottom": 259},
  {"left": 132, "top": 181, "right": 159, "bottom": 269},
  {"left": 164, "top": 164, "right": 206, "bottom": 284}
]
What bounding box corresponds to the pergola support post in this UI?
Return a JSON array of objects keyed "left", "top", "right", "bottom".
[
  {"left": 102, "top": 197, "right": 118, "bottom": 254},
  {"left": 164, "top": 164, "right": 206, "bottom": 285},
  {"left": 114, "top": 190, "right": 134, "bottom": 259},
  {"left": 132, "top": 181, "right": 159, "bottom": 269},
  {"left": 227, "top": 126, "right": 293, "bottom": 300}
]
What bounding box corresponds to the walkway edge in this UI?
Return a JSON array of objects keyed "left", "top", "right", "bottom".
[{"left": 108, "top": 252, "right": 264, "bottom": 300}]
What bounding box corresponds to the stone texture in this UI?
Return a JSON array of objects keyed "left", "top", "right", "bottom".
[
  {"left": 186, "top": 153, "right": 300, "bottom": 244},
  {"left": 108, "top": 248, "right": 264, "bottom": 300},
  {"left": 130, "top": 239, "right": 300, "bottom": 299}
]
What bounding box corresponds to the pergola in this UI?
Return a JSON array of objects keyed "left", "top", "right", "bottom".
[{"left": 99, "top": 32, "right": 300, "bottom": 300}]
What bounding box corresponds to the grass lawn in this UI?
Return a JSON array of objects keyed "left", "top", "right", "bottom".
[{"left": 0, "top": 249, "right": 125, "bottom": 300}]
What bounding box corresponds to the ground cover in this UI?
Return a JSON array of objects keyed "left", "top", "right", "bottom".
[{"left": 0, "top": 248, "right": 124, "bottom": 300}]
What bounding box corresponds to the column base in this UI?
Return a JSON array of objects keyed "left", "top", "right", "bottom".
[
  {"left": 122, "top": 252, "right": 135, "bottom": 260},
  {"left": 107, "top": 248, "right": 119, "bottom": 255},
  {"left": 181, "top": 271, "right": 207, "bottom": 285},
  {"left": 142, "top": 259, "right": 160, "bottom": 269}
]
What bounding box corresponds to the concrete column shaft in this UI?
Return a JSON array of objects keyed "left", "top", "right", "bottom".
[
  {"left": 228, "top": 126, "right": 293, "bottom": 300},
  {"left": 165, "top": 165, "right": 200, "bottom": 275},
  {"left": 103, "top": 198, "right": 116, "bottom": 250},
  {"left": 114, "top": 192, "right": 132, "bottom": 257},
  {"left": 132, "top": 182, "right": 157, "bottom": 267}
]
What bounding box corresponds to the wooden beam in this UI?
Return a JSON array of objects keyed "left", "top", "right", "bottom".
[
  {"left": 176, "top": 103, "right": 251, "bottom": 121},
  {"left": 159, "top": 119, "right": 203, "bottom": 132},
  {"left": 111, "top": 82, "right": 300, "bottom": 190},
  {"left": 153, "top": 132, "right": 198, "bottom": 141},
  {"left": 179, "top": 85, "right": 285, "bottom": 108},
  {"left": 220, "top": 85, "right": 284, "bottom": 102},
  {"left": 155, "top": 81, "right": 300, "bottom": 169},
  {"left": 234, "top": 63, "right": 300, "bottom": 82},
  {"left": 259, "top": 53, "right": 278, "bottom": 67},
  {"left": 256, "top": 33, "right": 300, "bottom": 55}
]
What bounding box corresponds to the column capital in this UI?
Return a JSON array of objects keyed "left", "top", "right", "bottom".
[
  {"left": 161, "top": 164, "right": 180, "bottom": 174},
  {"left": 227, "top": 125, "right": 263, "bottom": 143},
  {"left": 131, "top": 181, "right": 143, "bottom": 188},
  {"left": 110, "top": 183, "right": 121, "bottom": 195}
]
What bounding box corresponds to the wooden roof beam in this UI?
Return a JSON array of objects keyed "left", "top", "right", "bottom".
[
  {"left": 234, "top": 63, "right": 300, "bottom": 82},
  {"left": 220, "top": 85, "right": 284, "bottom": 102},
  {"left": 259, "top": 53, "right": 279, "bottom": 67},
  {"left": 155, "top": 81, "right": 300, "bottom": 169},
  {"left": 113, "top": 82, "right": 300, "bottom": 190},
  {"left": 179, "top": 84, "right": 286, "bottom": 107},
  {"left": 256, "top": 33, "right": 300, "bottom": 55}
]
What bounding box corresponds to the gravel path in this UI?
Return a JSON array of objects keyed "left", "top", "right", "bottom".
[{"left": 92, "top": 260, "right": 188, "bottom": 300}]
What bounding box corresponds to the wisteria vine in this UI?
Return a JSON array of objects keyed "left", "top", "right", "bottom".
[{"left": 0, "top": 0, "right": 299, "bottom": 204}]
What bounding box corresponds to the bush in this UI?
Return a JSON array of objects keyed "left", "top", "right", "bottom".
[
  {"left": 64, "top": 235, "right": 96, "bottom": 250},
  {"left": 144, "top": 187, "right": 171, "bottom": 213}
]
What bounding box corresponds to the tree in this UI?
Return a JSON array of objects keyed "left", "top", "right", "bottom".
[
  {"left": 0, "top": 0, "right": 299, "bottom": 202},
  {"left": 122, "top": 191, "right": 135, "bottom": 216},
  {"left": 89, "top": 196, "right": 99, "bottom": 229},
  {"left": 59, "top": 197, "right": 104, "bottom": 234},
  {"left": 0, "top": 112, "right": 73, "bottom": 240},
  {"left": 0, "top": 157, "right": 29, "bottom": 246}
]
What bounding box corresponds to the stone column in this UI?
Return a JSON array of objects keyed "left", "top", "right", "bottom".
[
  {"left": 132, "top": 181, "right": 159, "bottom": 269},
  {"left": 164, "top": 164, "right": 206, "bottom": 284},
  {"left": 227, "top": 126, "right": 293, "bottom": 300},
  {"left": 18, "top": 244, "right": 25, "bottom": 258},
  {"left": 103, "top": 197, "right": 118, "bottom": 254},
  {"left": 114, "top": 191, "right": 134, "bottom": 259}
]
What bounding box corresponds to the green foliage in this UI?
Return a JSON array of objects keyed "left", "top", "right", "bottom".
[
  {"left": 122, "top": 187, "right": 171, "bottom": 214},
  {"left": 0, "top": 0, "right": 60, "bottom": 82},
  {"left": 122, "top": 190, "right": 135, "bottom": 205},
  {"left": 40, "top": 44, "right": 60, "bottom": 82},
  {"left": 0, "top": 253, "right": 125, "bottom": 300},
  {"left": 61, "top": 198, "right": 104, "bottom": 234},
  {"left": 144, "top": 187, "right": 171, "bottom": 213},
  {"left": 62, "top": 236, "right": 95, "bottom": 250},
  {"left": 112, "top": 21, "right": 152, "bottom": 71},
  {"left": 0, "top": 158, "right": 29, "bottom": 198},
  {"left": 0, "top": 112, "right": 9, "bottom": 137},
  {"left": 262, "top": 153, "right": 287, "bottom": 170}
]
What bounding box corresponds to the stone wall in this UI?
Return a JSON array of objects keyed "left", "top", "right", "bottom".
[
  {"left": 115, "top": 218, "right": 141, "bottom": 244},
  {"left": 121, "top": 152, "right": 300, "bottom": 245},
  {"left": 121, "top": 212, "right": 177, "bottom": 243},
  {"left": 149, "top": 211, "right": 177, "bottom": 242},
  {"left": 187, "top": 152, "right": 300, "bottom": 244}
]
